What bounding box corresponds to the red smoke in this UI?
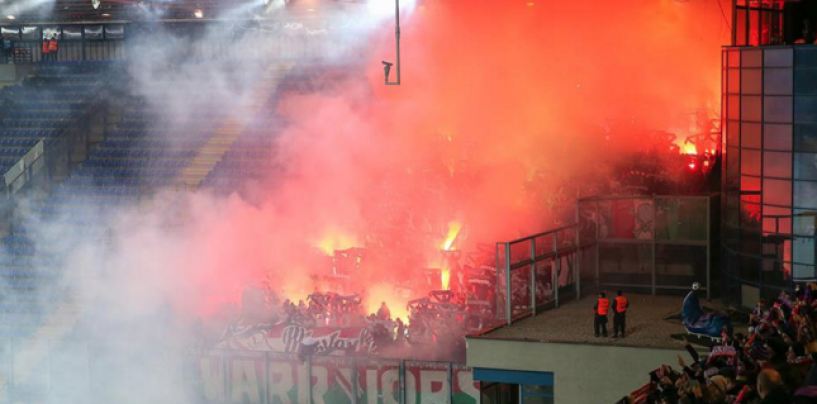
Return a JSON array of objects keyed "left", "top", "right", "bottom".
[{"left": 175, "top": 0, "right": 729, "bottom": 319}]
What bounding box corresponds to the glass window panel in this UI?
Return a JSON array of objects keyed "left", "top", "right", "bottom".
[
  {"left": 795, "top": 69, "right": 817, "bottom": 96},
  {"left": 742, "top": 123, "right": 761, "bottom": 148},
  {"left": 749, "top": 10, "right": 760, "bottom": 46},
  {"left": 728, "top": 69, "right": 741, "bottom": 94},
  {"left": 765, "top": 69, "right": 793, "bottom": 95},
  {"left": 795, "top": 97, "right": 817, "bottom": 123},
  {"left": 764, "top": 124, "right": 792, "bottom": 151},
  {"left": 728, "top": 96, "right": 741, "bottom": 120},
  {"left": 795, "top": 124, "right": 817, "bottom": 152},
  {"left": 742, "top": 96, "right": 762, "bottom": 121},
  {"left": 740, "top": 253, "right": 761, "bottom": 282},
  {"left": 741, "top": 150, "right": 761, "bottom": 176},
  {"left": 727, "top": 198, "right": 741, "bottom": 228},
  {"left": 764, "top": 205, "right": 792, "bottom": 235},
  {"left": 736, "top": 9, "right": 748, "bottom": 46},
  {"left": 727, "top": 148, "right": 741, "bottom": 194},
  {"left": 795, "top": 153, "right": 817, "bottom": 180},
  {"left": 794, "top": 209, "right": 817, "bottom": 236},
  {"left": 762, "top": 258, "right": 792, "bottom": 287},
  {"left": 765, "top": 96, "right": 793, "bottom": 123},
  {"left": 741, "top": 69, "right": 762, "bottom": 94},
  {"left": 794, "top": 264, "right": 815, "bottom": 281},
  {"left": 796, "top": 49, "right": 817, "bottom": 68},
  {"left": 794, "top": 237, "right": 816, "bottom": 266},
  {"left": 728, "top": 121, "right": 740, "bottom": 147},
  {"left": 741, "top": 176, "right": 761, "bottom": 203},
  {"left": 728, "top": 51, "right": 741, "bottom": 67},
  {"left": 761, "top": 10, "right": 772, "bottom": 45},
  {"left": 764, "top": 178, "right": 792, "bottom": 206},
  {"left": 0, "top": 28, "right": 20, "bottom": 39},
  {"left": 742, "top": 202, "right": 762, "bottom": 230},
  {"left": 21, "top": 27, "right": 39, "bottom": 41},
  {"left": 41, "top": 27, "right": 59, "bottom": 40},
  {"left": 795, "top": 181, "right": 817, "bottom": 209},
  {"left": 84, "top": 25, "right": 103, "bottom": 40},
  {"left": 764, "top": 152, "right": 792, "bottom": 178},
  {"left": 104, "top": 25, "right": 125, "bottom": 39},
  {"left": 62, "top": 26, "right": 81, "bottom": 41}
]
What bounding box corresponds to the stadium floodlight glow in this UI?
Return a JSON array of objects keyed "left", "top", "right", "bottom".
[
  {"left": 382, "top": 0, "right": 401, "bottom": 86},
  {"left": 193, "top": 9, "right": 204, "bottom": 18},
  {"left": 5, "top": 15, "right": 15, "bottom": 20},
  {"left": 92, "top": 0, "right": 101, "bottom": 10}
]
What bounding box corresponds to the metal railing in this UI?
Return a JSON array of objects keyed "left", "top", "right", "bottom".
[{"left": 495, "top": 223, "right": 589, "bottom": 326}]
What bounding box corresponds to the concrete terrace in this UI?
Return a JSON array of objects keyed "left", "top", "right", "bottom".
[{"left": 478, "top": 293, "right": 735, "bottom": 350}]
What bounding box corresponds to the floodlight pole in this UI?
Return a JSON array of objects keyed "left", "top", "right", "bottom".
[{"left": 385, "top": 0, "right": 401, "bottom": 86}]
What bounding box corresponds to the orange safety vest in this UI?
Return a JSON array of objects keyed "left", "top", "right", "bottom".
[
  {"left": 615, "top": 296, "right": 628, "bottom": 313},
  {"left": 48, "top": 40, "right": 58, "bottom": 52},
  {"left": 42, "top": 41, "right": 49, "bottom": 54},
  {"left": 596, "top": 298, "right": 609, "bottom": 316}
]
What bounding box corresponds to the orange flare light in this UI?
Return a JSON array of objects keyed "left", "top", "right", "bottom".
[
  {"left": 315, "top": 230, "right": 357, "bottom": 255},
  {"left": 441, "top": 268, "right": 451, "bottom": 290},
  {"left": 682, "top": 142, "right": 697, "bottom": 155},
  {"left": 442, "top": 221, "right": 462, "bottom": 251}
]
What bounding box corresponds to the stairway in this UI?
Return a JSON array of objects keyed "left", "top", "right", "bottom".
[{"left": 176, "top": 62, "right": 294, "bottom": 191}]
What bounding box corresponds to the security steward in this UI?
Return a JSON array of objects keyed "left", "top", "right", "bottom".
[
  {"left": 613, "top": 290, "right": 629, "bottom": 338},
  {"left": 593, "top": 291, "right": 609, "bottom": 337},
  {"left": 48, "top": 34, "right": 59, "bottom": 61},
  {"left": 41, "top": 36, "right": 50, "bottom": 62}
]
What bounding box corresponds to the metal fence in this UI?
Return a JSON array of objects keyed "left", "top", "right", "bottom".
[
  {"left": 495, "top": 223, "right": 593, "bottom": 326},
  {"left": 578, "top": 195, "right": 717, "bottom": 299},
  {"left": 493, "top": 194, "right": 716, "bottom": 326}
]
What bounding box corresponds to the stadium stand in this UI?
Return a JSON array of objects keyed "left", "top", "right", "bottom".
[{"left": 0, "top": 62, "right": 119, "bottom": 339}]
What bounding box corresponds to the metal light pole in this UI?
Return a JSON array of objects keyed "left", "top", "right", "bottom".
[{"left": 382, "top": 0, "right": 401, "bottom": 86}]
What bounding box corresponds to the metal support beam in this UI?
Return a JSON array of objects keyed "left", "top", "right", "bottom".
[
  {"left": 531, "top": 238, "right": 537, "bottom": 315},
  {"left": 384, "top": 0, "right": 401, "bottom": 85},
  {"left": 554, "top": 232, "right": 560, "bottom": 308},
  {"left": 505, "top": 243, "right": 512, "bottom": 324}
]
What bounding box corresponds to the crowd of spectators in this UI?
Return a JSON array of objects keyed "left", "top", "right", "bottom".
[{"left": 622, "top": 286, "right": 817, "bottom": 404}]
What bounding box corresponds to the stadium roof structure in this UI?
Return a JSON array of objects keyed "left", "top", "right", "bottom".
[{"left": 0, "top": 0, "right": 336, "bottom": 23}]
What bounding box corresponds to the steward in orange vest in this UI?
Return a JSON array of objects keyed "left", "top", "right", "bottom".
[
  {"left": 47, "top": 35, "right": 58, "bottom": 61},
  {"left": 613, "top": 290, "right": 629, "bottom": 338},
  {"left": 594, "top": 292, "right": 609, "bottom": 337},
  {"left": 41, "top": 38, "right": 50, "bottom": 60}
]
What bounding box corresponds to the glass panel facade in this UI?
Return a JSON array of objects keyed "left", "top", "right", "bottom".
[
  {"left": 764, "top": 151, "right": 791, "bottom": 178},
  {"left": 795, "top": 181, "right": 817, "bottom": 209},
  {"left": 795, "top": 124, "right": 817, "bottom": 152},
  {"left": 741, "top": 96, "right": 762, "bottom": 121},
  {"left": 741, "top": 123, "right": 761, "bottom": 148},
  {"left": 764, "top": 69, "right": 793, "bottom": 95},
  {"left": 795, "top": 153, "right": 817, "bottom": 180},
  {"left": 765, "top": 96, "right": 793, "bottom": 123},
  {"left": 741, "top": 69, "right": 762, "bottom": 94},
  {"left": 741, "top": 150, "right": 761, "bottom": 175},
  {"left": 722, "top": 48, "right": 803, "bottom": 307},
  {"left": 764, "top": 124, "right": 792, "bottom": 151}
]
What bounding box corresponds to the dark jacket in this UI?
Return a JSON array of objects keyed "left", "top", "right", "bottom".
[{"left": 761, "top": 388, "right": 793, "bottom": 404}]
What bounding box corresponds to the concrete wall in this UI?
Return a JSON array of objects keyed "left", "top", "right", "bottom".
[{"left": 466, "top": 338, "right": 688, "bottom": 404}]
